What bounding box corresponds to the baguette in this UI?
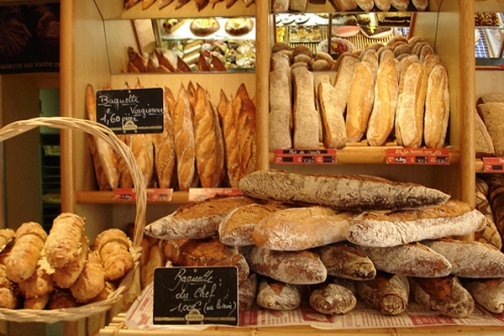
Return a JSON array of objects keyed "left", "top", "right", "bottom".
[
  {"left": 353, "top": 242, "right": 452, "bottom": 278},
  {"left": 244, "top": 246, "right": 327, "bottom": 285},
  {"left": 409, "top": 276, "right": 474, "bottom": 317},
  {"left": 252, "top": 206, "right": 355, "bottom": 250},
  {"left": 424, "top": 64, "right": 450, "bottom": 148},
  {"left": 319, "top": 82, "right": 347, "bottom": 148},
  {"left": 236, "top": 84, "right": 257, "bottom": 181},
  {"left": 423, "top": 238, "right": 504, "bottom": 278},
  {"left": 161, "top": 237, "right": 249, "bottom": 284},
  {"left": 145, "top": 196, "right": 256, "bottom": 240},
  {"left": 461, "top": 277, "right": 504, "bottom": 314},
  {"left": 218, "top": 89, "right": 241, "bottom": 187},
  {"left": 346, "top": 199, "right": 486, "bottom": 247},
  {"left": 366, "top": 58, "right": 399, "bottom": 146},
  {"left": 256, "top": 278, "right": 302, "bottom": 311},
  {"left": 346, "top": 61, "right": 376, "bottom": 142},
  {"left": 395, "top": 62, "right": 428, "bottom": 148},
  {"left": 309, "top": 282, "right": 357, "bottom": 315},
  {"left": 6, "top": 222, "right": 47, "bottom": 283},
  {"left": 356, "top": 272, "right": 409, "bottom": 315},
  {"left": 332, "top": 54, "right": 360, "bottom": 114},
  {"left": 238, "top": 170, "right": 451, "bottom": 211},
  {"left": 316, "top": 243, "right": 376, "bottom": 280},
  {"left": 219, "top": 202, "right": 289, "bottom": 246},
  {"left": 292, "top": 67, "right": 319, "bottom": 148},
  {"left": 48, "top": 290, "right": 79, "bottom": 309},
  {"left": 269, "top": 67, "right": 293, "bottom": 150}
]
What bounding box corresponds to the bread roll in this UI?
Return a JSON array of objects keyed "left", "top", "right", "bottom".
[
  {"left": 395, "top": 62, "right": 428, "bottom": 148},
  {"left": 316, "top": 243, "right": 376, "bottom": 280},
  {"left": 292, "top": 67, "right": 319, "bottom": 148},
  {"left": 309, "top": 282, "right": 357, "bottom": 315},
  {"left": 269, "top": 67, "right": 293, "bottom": 150},
  {"left": 346, "top": 61, "right": 376, "bottom": 142},
  {"left": 461, "top": 277, "right": 504, "bottom": 314},
  {"left": 374, "top": 0, "right": 390, "bottom": 10},
  {"left": 24, "top": 293, "right": 49, "bottom": 310},
  {"left": 238, "top": 170, "right": 451, "bottom": 211},
  {"left": 244, "top": 246, "right": 327, "bottom": 285},
  {"left": 356, "top": 0, "right": 374, "bottom": 11},
  {"left": 346, "top": 199, "right": 486, "bottom": 247},
  {"left": 424, "top": 64, "right": 450, "bottom": 148},
  {"left": 6, "top": 222, "right": 46, "bottom": 283},
  {"left": 18, "top": 264, "right": 54, "bottom": 299},
  {"left": 256, "top": 278, "right": 302, "bottom": 311},
  {"left": 173, "top": 85, "right": 198, "bottom": 191},
  {"left": 52, "top": 235, "right": 89, "bottom": 288},
  {"left": 390, "top": 0, "right": 408, "bottom": 11},
  {"left": 252, "top": 206, "right": 355, "bottom": 250},
  {"left": 219, "top": 202, "right": 289, "bottom": 246},
  {"left": 0, "top": 287, "right": 17, "bottom": 309},
  {"left": 145, "top": 196, "right": 256, "bottom": 240},
  {"left": 319, "top": 82, "right": 347, "bottom": 148},
  {"left": 93, "top": 228, "right": 134, "bottom": 281},
  {"left": 356, "top": 272, "right": 409, "bottom": 315},
  {"left": 409, "top": 276, "right": 474, "bottom": 317},
  {"left": 70, "top": 250, "right": 105, "bottom": 303},
  {"left": 423, "top": 238, "right": 504, "bottom": 278},
  {"left": 367, "top": 58, "right": 399, "bottom": 146},
  {"left": 353, "top": 242, "right": 452, "bottom": 278}
]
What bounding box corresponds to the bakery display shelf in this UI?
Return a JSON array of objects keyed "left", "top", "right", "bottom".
[
  {"left": 160, "top": 17, "right": 256, "bottom": 41},
  {"left": 95, "top": 0, "right": 255, "bottom": 20},
  {"left": 76, "top": 190, "right": 190, "bottom": 204}
]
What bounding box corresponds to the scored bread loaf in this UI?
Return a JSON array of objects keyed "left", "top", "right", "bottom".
[
  {"left": 252, "top": 206, "right": 355, "bottom": 250},
  {"left": 352, "top": 242, "right": 452, "bottom": 278},
  {"left": 409, "top": 276, "right": 474, "bottom": 317},
  {"left": 461, "top": 277, "right": 504, "bottom": 314},
  {"left": 256, "top": 278, "right": 302, "bottom": 311},
  {"left": 423, "top": 238, "right": 504, "bottom": 278},
  {"left": 269, "top": 67, "right": 293, "bottom": 150},
  {"left": 424, "top": 64, "right": 450, "bottom": 148},
  {"left": 316, "top": 242, "right": 376, "bottom": 280},
  {"left": 318, "top": 82, "right": 347, "bottom": 148},
  {"left": 346, "top": 199, "right": 486, "bottom": 247},
  {"left": 218, "top": 89, "right": 240, "bottom": 187},
  {"left": 292, "top": 66, "right": 319, "bottom": 148},
  {"left": 236, "top": 84, "right": 257, "bottom": 181},
  {"left": 153, "top": 87, "right": 176, "bottom": 188},
  {"left": 244, "top": 246, "right": 327, "bottom": 285},
  {"left": 145, "top": 195, "right": 256, "bottom": 240},
  {"left": 218, "top": 202, "right": 289, "bottom": 246},
  {"left": 238, "top": 170, "right": 451, "bottom": 211},
  {"left": 332, "top": 54, "right": 359, "bottom": 115},
  {"left": 356, "top": 272, "right": 410, "bottom": 316},
  {"left": 309, "top": 282, "right": 357, "bottom": 315}
]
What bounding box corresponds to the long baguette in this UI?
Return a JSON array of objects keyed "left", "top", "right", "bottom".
[
  {"left": 316, "top": 243, "right": 376, "bottom": 280},
  {"left": 319, "top": 82, "right": 347, "bottom": 148},
  {"left": 238, "top": 170, "right": 450, "bottom": 211},
  {"left": 461, "top": 278, "right": 504, "bottom": 314},
  {"left": 424, "top": 64, "right": 450, "bottom": 148},
  {"left": 292, "top": 67, "right": 319, "bottom": 148},
  {"left": 356, "top": 272, "right": 409, "bottom": 316}
]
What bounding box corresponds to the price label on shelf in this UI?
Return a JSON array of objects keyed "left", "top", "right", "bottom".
[
  {"left": 113, "top": 188, "right": 173, "bottom": 201},
  {"left": 273, "top": 149, "right": 337, "bottom": 164},
  {"left": 385, "top": 148, "right": 450, "bottom": 165},
  {"left": 483, "top": 157, "right": 504, "bottom": 172},
  {"left": 188, "top": 188, "right": 243, "bottom": 202}
]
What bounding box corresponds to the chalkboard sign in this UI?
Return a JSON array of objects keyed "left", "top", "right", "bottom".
[
  {"left": 153, "top": 267, "right": 238, "bottom": 326},
  {"left": 95, "top": 87, "right": 164, "bottom": 134}
]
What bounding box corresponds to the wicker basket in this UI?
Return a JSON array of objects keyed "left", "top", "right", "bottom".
[{"left": 0, "top": 116, "right": 147, "bottom": 323}]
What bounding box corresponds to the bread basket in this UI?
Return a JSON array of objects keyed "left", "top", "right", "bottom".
[{"left": 0, "top": 116, "right": 146, "bottom": 323}]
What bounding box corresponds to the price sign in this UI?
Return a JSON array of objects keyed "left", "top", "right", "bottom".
[
  {"left": 153, "top": 267, "right": 238, "bottom": 326},
  {"left": 113, "top": 188, "right": 173, "bottom": 201},
  {"left": 483, "top": 157, "right": 504, "bottom": 172},
  {"left": 273, "top": 149, "right": 337, "bottom": 164},
  {"left": 386, "top": 148, "right": 450, "bottom": 165},
  {"left": 95, "top": 87, "right": 164, "bottom": 134},
  {"left": 188, "top": 188, "right": 243, "bottom": 202}
]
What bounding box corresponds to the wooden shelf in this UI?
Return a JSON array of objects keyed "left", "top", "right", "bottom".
[{"left": 76, "top": 191, "right": 190, "bottom": 204}]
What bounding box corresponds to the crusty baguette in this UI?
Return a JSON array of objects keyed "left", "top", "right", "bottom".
[
  {"left": 252, "top": 206, "right": 355, "bottom": 250},
  {"left": 424, "top": 64, "right": 450, "bottom": 148},
  {"left": 238, "top": 170, "right": 451, "bottom": 211},
  {"left": 309, "top": 282, "right": 357, "bottom": 315},
  {"left": 244, "top": 246, "right": 327, "bottom": 285},
  {"left": 219, "top": 202, "right": 289, "bottom": 247},
  {"left": 292, "top": 67, "right": 319, "bottom": 148},
  {"left": 356, "top": 272, "right": 409, "bottom": 315},
  {"left": 256, "top": 278, "right": 302, "bottom": 311},
  {"left": 353, "top": 242, "right": 452, "bottom": 278},
  {"left": 332, "top": 54, "right": 360, "bottom": 114},
  {"left": 346, "top": 199, "right": 486, "bottom": 247},
  {"left": 218, "top": 89, "right": 240, "bottom": 187},
  {"left": 319, "top": 82, "right": 347, "bottom": 148},
  {"left": 236, "top": 84, "right": 257, "bottom": 181},
  {"left": 366, "top": 58, "right": 399, "bottom": 146},
  {"left": 461, "top": 277, "right": 504, "bottom": 314},
  {"left": 346, "top": 61, "right": 376, "bottom": 142},
  {"left": 161, "top": 237, "right": 249, "bottom": 284},
  {"left": 423, "top": 238, "right": 504, "bottom": 278},
  {"left": 5, "top": 222, "right": 46, "bottom": 283},
  {"left": 409, "top": 276, "right": 474, "bottom": 317},
  {"left": 269, "top": 68, "right": 293, "bottom": 150},
  {"left": 145, "top": 195, "right": 256, "bottom": 240},
  {"left": 395, "top": 62, "right": 428, "bottom": 147},
  {"left": 315, "top": 243, "right": 376, "bottom": 280}
]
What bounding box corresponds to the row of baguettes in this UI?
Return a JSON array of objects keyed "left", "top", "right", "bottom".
[
  {"left": 86, "top": 80, "right": 256, "bottom": 191},
  {"left": 273, "top": 0, "right": 428, "bottom": 12},
  {"left": 269, "top": 35, "right": 450, "bottom": 151}
]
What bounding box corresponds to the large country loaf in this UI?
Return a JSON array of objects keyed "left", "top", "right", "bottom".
[{"left": 238, "top": 170, "right": 450, "bottom": 211}]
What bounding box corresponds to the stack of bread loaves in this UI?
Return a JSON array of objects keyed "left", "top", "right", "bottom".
[
  {"left": 0, "top": 213, "right": 135, "bottom": 310},
  {"left": 145, "top": 170, "right": 504, "bottom": 316},
  {"left": 269, "top": 35, "right": 450, "bottom": 150},
  {"left": 86, "top": 80, "right": 256, "bottom": 191}
]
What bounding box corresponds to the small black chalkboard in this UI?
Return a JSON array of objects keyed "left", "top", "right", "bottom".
[
  {"left": 153, "top": 267, "right": 239, "bottom": 326},
  {"left": 95, "top": 87, "right": 164, "bottom": 134}
]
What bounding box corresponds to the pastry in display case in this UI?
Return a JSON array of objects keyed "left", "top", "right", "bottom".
[{"left": 475, "top": 12, "right": 504, "bottom": 63}]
